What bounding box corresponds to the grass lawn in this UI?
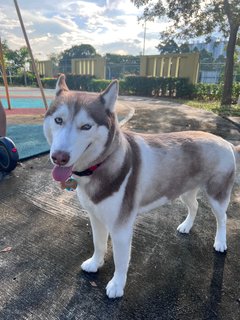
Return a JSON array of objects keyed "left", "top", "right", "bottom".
[{"left": 171, "top": 99, "right": 240, "bottom": 117}]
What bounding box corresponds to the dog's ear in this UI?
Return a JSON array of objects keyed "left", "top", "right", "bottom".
[
  {"left": 100, "top": 80, "right": 118, "bottom": 112},
  {"left": 56, "top": 74, "right": 69, "bottom": 96}
]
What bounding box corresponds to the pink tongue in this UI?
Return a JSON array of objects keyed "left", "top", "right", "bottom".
[{"left": 52, "top": 165, "right": 73, "bottom": 182}]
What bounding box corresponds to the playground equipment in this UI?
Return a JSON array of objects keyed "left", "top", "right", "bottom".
[
  {"left": 0, "top": 0, "right": 48, "bottom": 111},
  {"left": 0, "top": 0, "right": 48, "bottom": 173}
]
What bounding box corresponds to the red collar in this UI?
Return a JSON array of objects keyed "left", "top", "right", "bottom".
[{"left": 72, "top": 164, "right": 101, "bottom": 177}]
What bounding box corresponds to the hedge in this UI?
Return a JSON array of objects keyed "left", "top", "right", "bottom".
[
  {"left": 36, "top": 75, "right": 194, "bottom": 98},
  {"left": 193, "top": 82, "right": 240, "bottom": 103},
  {"left": 0, "top": 73, "right": 36, "bottom": 86},
  {"left": 41, "top": 77, "right": 57, "bottom": 89},
  {"left": 89, "top": 79, "right": 111, "bottom": 92},
  {"left": 2, "top": 74, "right": 240, "bottom": 102},
  {"left": 65, "top": 74, "right": 95, "bottom": 91},
  {"left": 40, "top": 76, "right": 240, "bottom": 101},
  {"left": 122, "top": 76, "right": 194, "bottom": 98},
  {"left": 41, "top": 74, "right": 95, "bottom": 91}
]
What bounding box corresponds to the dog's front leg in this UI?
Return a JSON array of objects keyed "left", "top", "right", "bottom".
[
  {"left": 81, "top": 214, "right": 109, "bottom": 272},
  {"left": 106, "top": 226, "right": 133, "bottom": 298}
]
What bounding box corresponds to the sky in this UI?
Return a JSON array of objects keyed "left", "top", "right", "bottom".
[{"left": 0, "top": 0, "right": 168, "bottom": 60}]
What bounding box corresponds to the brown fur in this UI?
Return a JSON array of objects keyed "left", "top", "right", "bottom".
[
  {"left": 138, "top": 131, "right": 235, "bottom": 206},
  {"left": 119, "top": 132, "right": 141, "bottom": 222},
  {"left": 207, "top": 169, "right": 235, "bottom": 202},
  {"left": 45, "top": 90, "right": 115, "bottom": 130},
  {"left": 86, "top": 148, "right": 132, "bottom": 204}
]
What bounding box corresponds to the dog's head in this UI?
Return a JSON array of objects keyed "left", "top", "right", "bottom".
[{"left": 43, "top": 74, "right": 119, "bottom": 181}]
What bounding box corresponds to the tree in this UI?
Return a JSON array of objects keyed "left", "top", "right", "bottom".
[
  {"left": 60, "top": 44, "right": 97, "bottom": 60},
  {"left": 59, "top": 44, "right": 99, "bottom": 74},
  {"left": 0, "top": 40, "right": 9, "bottom": 57},
  {"left": 5, "top": 46, "right": 30, "bottom": 74},
  {"left": 105, "top": 54, "right": 140, "bottom": 79},
  {"left": 1, "top": 42, "right": 30, "bottom": 75},
  {"left": 105, "top": 54, "right": 140, "bottom": 64},
  {"left": 215, "top": 54, "right": 226, "bottom": 64},
  {"left": 156, "top": 39, "right": 179, "bottom": 54},
  {"left": 179, "top": 43, "right": 190, "bottom": 53},
  {"left": 48, "top": 52, "right": 60, "bottom": 65},
  {"left": 200, "top": 49, "right": 214, "bottom": 63},
  {"left": 132, "top": 0, "right": 240, "bottom": 105}
]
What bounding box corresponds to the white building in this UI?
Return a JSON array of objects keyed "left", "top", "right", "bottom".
[{"left": 189, "top": 37, "right": 227, "bottom": 59}]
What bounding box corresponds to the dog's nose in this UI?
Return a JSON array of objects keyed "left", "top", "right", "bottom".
[{"left": 51, "top": 151, "right": 70, "bottom": 166}]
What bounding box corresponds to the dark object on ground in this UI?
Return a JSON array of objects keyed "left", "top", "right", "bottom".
[{"left": 0, "top": 136, "right": 19, "bottom": 172}]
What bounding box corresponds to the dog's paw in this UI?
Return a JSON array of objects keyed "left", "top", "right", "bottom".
[
  {"left": 106, "top": 278, "right": 124, "bottom": 299},
  {"left": 214, "top": 241, "right": 227, "bottom": 253},
  {"left": 177, "top": 221, "right": 192, "bottom": 234},
  {"left": 81, "top": 257, "right": 103, "bottom": 273}
]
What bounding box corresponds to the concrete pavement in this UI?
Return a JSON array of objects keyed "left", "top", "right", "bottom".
[{"left": 0, "top": 98, "right": 240, "bottom": 320}]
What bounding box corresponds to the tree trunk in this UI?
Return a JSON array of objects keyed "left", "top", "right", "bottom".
[
  {"left": 221, "top": 24, "right": 239, "bottom": 105},
  {"left": 23, "top": 68, "right": 27, "bottom": 86}
]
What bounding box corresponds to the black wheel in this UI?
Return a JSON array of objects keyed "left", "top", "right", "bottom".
[{"left": 0, "top": 137, "right": 19, "bottom": 172}]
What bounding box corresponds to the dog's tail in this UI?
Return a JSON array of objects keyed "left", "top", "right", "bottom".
[{"left": 233, "top": 145, "right": 240, "bottom": 160}]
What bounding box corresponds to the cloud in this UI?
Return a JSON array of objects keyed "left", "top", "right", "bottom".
[
  {"left": 1, "top": 0, "right": 162, "bottom": 59},
  {"left": 100, "top": 39, "right": 143, "bottom": 55},
  {"left": 106, "top": 0, "right": 139, "bottom": 14}
]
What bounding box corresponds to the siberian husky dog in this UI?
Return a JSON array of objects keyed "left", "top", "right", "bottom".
[{"left": 44, "top": 74, "right": 239, "bottom": 298}]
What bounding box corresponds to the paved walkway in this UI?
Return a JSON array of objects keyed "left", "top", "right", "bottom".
[{"left": 0, "top": 98, "right": 240, "bottom": 320}]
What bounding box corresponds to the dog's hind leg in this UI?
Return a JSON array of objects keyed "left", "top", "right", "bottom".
[
  {"left": 206, "top": 170, "right": 234, "bottom": 252},
  {"left": 177, "top": 188, "right": 199, "bottom": 234},
  {"left": 207, "top": 194, "right": 231, "bottom": 253},
  {"left": 81, "top": 214, "right": 109, "bottom": 273},
  {"left": 208, "top": 197, "right": 229, "bottom": 252}
]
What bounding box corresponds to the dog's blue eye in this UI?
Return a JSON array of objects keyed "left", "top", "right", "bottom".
[
  {"left": 81, "top": 124, "right": 92, "bottom": 130},
  {"left": 55, "top": 117, "right": 63, "bottom": 125}
]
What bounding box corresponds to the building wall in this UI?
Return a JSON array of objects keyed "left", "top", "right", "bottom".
[
  {"left": 36, "top": 61, "right": 53, "bottom": 77},
  {"left": 140, "top": 52, "right": 199, "bottom": 84},
  {"left": 35, "top": 58, "right": 106, "bottom": 79},
  {"left": 71, "top": 57, "right": 106, "bottom": 79}
]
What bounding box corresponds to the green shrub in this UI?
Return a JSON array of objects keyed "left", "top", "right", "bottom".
[
  {"left": 89, "top": 79, "right": 111, "bottom": 92},
  {"left": 66, "top": 74, "right": 95, "bottom": 91},
  {"left": 175, "top": 78, "right": 194, "bottom": 98},
  {"left": 232, "top": 82, "right": 240, "bottom": 103},
  {"left": 191, "top": 82, "right": 240, "bottom": 103},
  {"left": 154, "top": 77, "right": 167, "bottom": 96},
  {"left": 3, "top": 72, "right": 238, "bottom": 102},
  {"left": 41, "top": 75, "right": 96, "bottom": 90},
  {"left": 0, "top": 73, "right": 37, "bottom": 86},
  {"left": 124, "top": 76, "right": 156, "bottom": 96},
  {"left": 193, "top": 83, "right": 223, "bottom": 101},
  {"left": 122, "top": 76, "right": 193, "bottom": 98},
  {"left": 42, "top": 78, "right": 57, "bottom": 89},
  {"left": 119, "top": 80, "right": 127, "bottom": 95}
]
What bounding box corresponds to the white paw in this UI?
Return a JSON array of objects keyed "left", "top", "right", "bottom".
[
  {"left": 177, "top": 221, "right": 192, "bottom": 234},
  {"left": 214, "top": 241, "right": 227, "bottom": 253},
  {"left": 106, "top": 278, "right": 124, "bottom": 299},
  {"left": 81, "top": 257, "right": 103, "bottom": 273}
]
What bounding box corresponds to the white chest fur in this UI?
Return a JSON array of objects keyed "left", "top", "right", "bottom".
[{"left": 76, "top": 169, "right": 132, "bottom": 229}]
